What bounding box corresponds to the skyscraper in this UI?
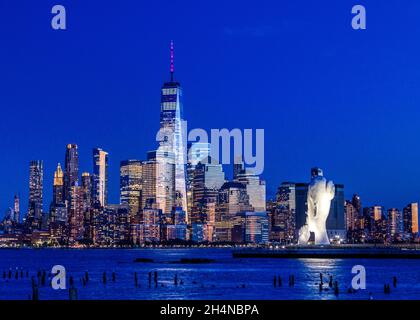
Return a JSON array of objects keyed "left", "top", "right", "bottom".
[
  {"left": 149, "top": 150, "right": 175, "bottom": 215},
  {"left": 245, "top": 212, "right": 269, "bottom": 244},
  {"left": 295, "top": 183, "right": 309, "bottom": 231},
  {"left": 53, "top": 163, "right": 64, "bottom": 206},
  {"left": 270, "top": 182, "right": 296, "bottom": 243},
  {"left": 64, "top": 144, "right": 79, "bottom": 202},
  {"left": 191, "top": 157, "right": 225, "bottom": 224},
  {"left": 120, "top": 160, "right": 143, "bottom": 217},
  {"left": 92, "top": 148, "right": 108, "bottom": 207},
  {"left": 13, "top": 194, "right": 20, "bottom": 223},
  {"left": 68, "top": 185, "right": 84, "bottom": 244},
  {"left": 369, "top": 206, "right": 387, "bottom": 243},
  {"left": 234, "top": 163, "right": 266, "bottom": 212},
  {"left": 327, "top": 183, "right": 346, "bottom": 241},
  {"left": 27, "top": 160, "right": 43, "bottom": 227},
  {"left": 403, "top": 202, "right": 419, "bottom": 240},
  {"left": 157, "top": 41, "right": 188, "bottom": 216},
  {"left": 387, "top": 208, "right": 402, "bottom": 242},
  {"left": 187, "top": 142, "right": 211, "bottom": 215},
  {"left": 81, "top": 172, "right": 92, "bottom": 209},
  {"left": 81, "top": 172, "right": 93, "bottom": 242},
  {"left": 141, "top": 154, "right": 158, "bottom": 211},
  {"left": 142, "top": 199, "right": 162, "bottom": 243}
]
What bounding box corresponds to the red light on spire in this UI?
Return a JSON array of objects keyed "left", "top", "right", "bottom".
[{"left": 170, "top": 40, "right": 174, "bottom": 81}]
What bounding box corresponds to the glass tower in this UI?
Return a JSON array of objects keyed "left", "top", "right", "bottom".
[
  {"left": 92, "top": 148, "right": 108, "bottom": 207},
  {"left": 120, "top": 159, "right": 143, "bottom": 217},
  {"left": 28, "top": 160, "right": 44, "bottom": 224},
  {"left": 64, "top": 144, "right": 79, "bottom": 203},
  {"left": 157, "top": 41, "right": 188, "bottom": 218}
]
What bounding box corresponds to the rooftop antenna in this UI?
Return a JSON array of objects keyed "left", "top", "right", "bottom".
[{"left": 170, "top": 40, "right": 174, "bottom": 81}]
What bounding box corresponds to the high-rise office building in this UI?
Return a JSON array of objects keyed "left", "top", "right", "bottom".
[
  {"left": 351, "top": 194, "right": 362, "bottom": 216},
  {"left": 217, "top": 182, "right": 252, "bottom": 222},
  {"left": 148, "top": 150, "right": 175, "bottom": 215},
  {"left": 81, "top": 172, "right": 92, "bottom": 209},
  {"left": 50, "top": 163, "right": 67, "bottom": 225},
  {"left": 27, "top": 160, "right": 44, "bottom": 227},
  {"left": 13, "top": 194, "right": 20, "bottom": 223},
  {"left": 191, "top": 157, "right": 225, "bottom": 224},
  {"left": 186, "top": 142, "right": 211, "bottom": 216},
  {"left": 214, "top": 181, "right": 253, "bottom": 242},
  {"left": 68, "top": 185, "right": 84, "bottom": 243},
  {"left": 120, "top": 160, "right": 143, "bottom": 217},
  {"left": 387, "top": 208, "right": 402, "bottom": 241},
  {"left": 53, "top": 163, "right": 64, "bottom": 206},
  {"left": 64, "top": 144, "right": 79, "bottom": 202},
  {"left": 92, "top": 148, "right": 108, "bottom": 207},
  {"left": 269, "top": 182, "right": 296, "bottom": 243},
  {"left": 104, "top": 204, "right": 130, "bottom": 245},
  {"left": 369, "top": 206, "right": 387, "bottom": 243},
  {"left": 234, "top": 164, "right": 266, "bottom": 212},
  {"left": 403, "top": 202, "right": 419, "bottom": 239},
  {"left": 295, "top": 183, "right": 309, "bottom": 231},
  {"left": 141, "top": 153, "right": 158, "bottom": 210},
  {"left": 345, "top": 196, "right": 367, "bottom": 243},
  {"left": 142, "top": 199, "right": 162, "bottom": 243},
  {"left": 326, "top": 185, "right": 345, "bottom": 241},
  {"left": 81, "top": 172, "right": 93, "bottom": 241},
  {"left": 345, "top": 200, "right": 357, "bottom": 231},
  {"left": 245, "top": 212, "right": 269, "bottom": 244},
  {"left": 157, "top": 41, "right": 188, "bottom": 216}
]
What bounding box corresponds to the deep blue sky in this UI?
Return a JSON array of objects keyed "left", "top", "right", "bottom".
[{"left": 1, "top": 0, "right": 420, "bottom": 216}]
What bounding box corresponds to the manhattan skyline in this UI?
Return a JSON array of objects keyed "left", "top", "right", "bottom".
[{"left": 2, "top": 0, "right": 420, "bottom": 216}]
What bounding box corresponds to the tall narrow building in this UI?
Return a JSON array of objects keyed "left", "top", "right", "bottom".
[
  {"left": 270, "top": 182, "right": 296, "bottom": 243},
  {"left": 53, "top": 163, "right": 65, "bottom": 206},
  {"left": 191, "top": 156, "right": 225, "bottom": 224},
  {"left": 120, "top": 160, "right": 143, "bottom": 217},
  {"left": 68, "top": 185, "right": 84, "bottom": 244},
  {"left": 92, "top": 148, "right": 108, "bottom": 207},
  {"left": 13, "top": 194, "right": 20, "bottom": 223},
  {"left": 157, "top": 41, "right": 188, "bottom": 217},
  {"left": 27, "top": 160, "right": 44, "bottom": 226},
  {"left": 403, "top": 202, "right": 419, "bottom": 239},
  {"left": 81, "top": 172, "right": 92, "bottom": 208},
  {"left": 64, "top": 144, "right": 79, "bottom": 202},
  {"left": 234, "top": 163, "right": 266, "bottom": 212}
]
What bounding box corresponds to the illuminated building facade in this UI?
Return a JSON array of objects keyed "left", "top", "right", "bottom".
[
  {"left": 403, "top": 202, "right": 419, "bottom": 240},
  {"left": 92, "top": 148, "right": 108, "bottom": 207},
  {"left": 269, "top": 182, "right": 296, "bottom": 243},
  {"left": 68, "top": 185, "right": 84, "bottom": 244},
  {"left": 157, "top": 41, "right": 188, "bottom": 217},
  {"left": 120, "top": 160, "right": 143, "bottom": 217},
  {"left": 27, "top": 160, "right": 44, "bottom": 229},
  {"left": 64, "top": 144, "right": 79, "bottom": 203}
]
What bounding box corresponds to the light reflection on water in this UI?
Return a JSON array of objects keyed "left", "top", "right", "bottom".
[{"left": 0, "top": 248, "right": 417, "bottom": 300}]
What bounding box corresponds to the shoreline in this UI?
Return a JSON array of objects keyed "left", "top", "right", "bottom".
[{"left": 233, "top": 246, "right": 420, "bottom": 259}]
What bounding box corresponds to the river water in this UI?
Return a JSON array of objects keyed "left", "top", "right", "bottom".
[{"left": 0, "top": 248, "right": 418, "bottom": 300}]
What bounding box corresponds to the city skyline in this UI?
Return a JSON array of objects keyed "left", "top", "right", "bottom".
[{"left": 2, "top": 0, "right": 420, "bottom": 216}]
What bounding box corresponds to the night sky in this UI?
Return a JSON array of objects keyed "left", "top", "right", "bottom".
[{"left": 1, "top": 0, "right": 420, "bottom": 216}]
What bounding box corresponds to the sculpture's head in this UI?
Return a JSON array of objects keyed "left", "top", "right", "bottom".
[{"left": 308, "top": 176, "right": 335, "bottom": 222}]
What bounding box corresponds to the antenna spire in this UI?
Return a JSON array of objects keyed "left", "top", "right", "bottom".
[{"left": 170, "top": 40, "right": 174, "bottom": 81}]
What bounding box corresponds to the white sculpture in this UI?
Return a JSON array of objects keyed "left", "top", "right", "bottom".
[{"left": 298, "top": 168, "right": 335, "bottom": 245}]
